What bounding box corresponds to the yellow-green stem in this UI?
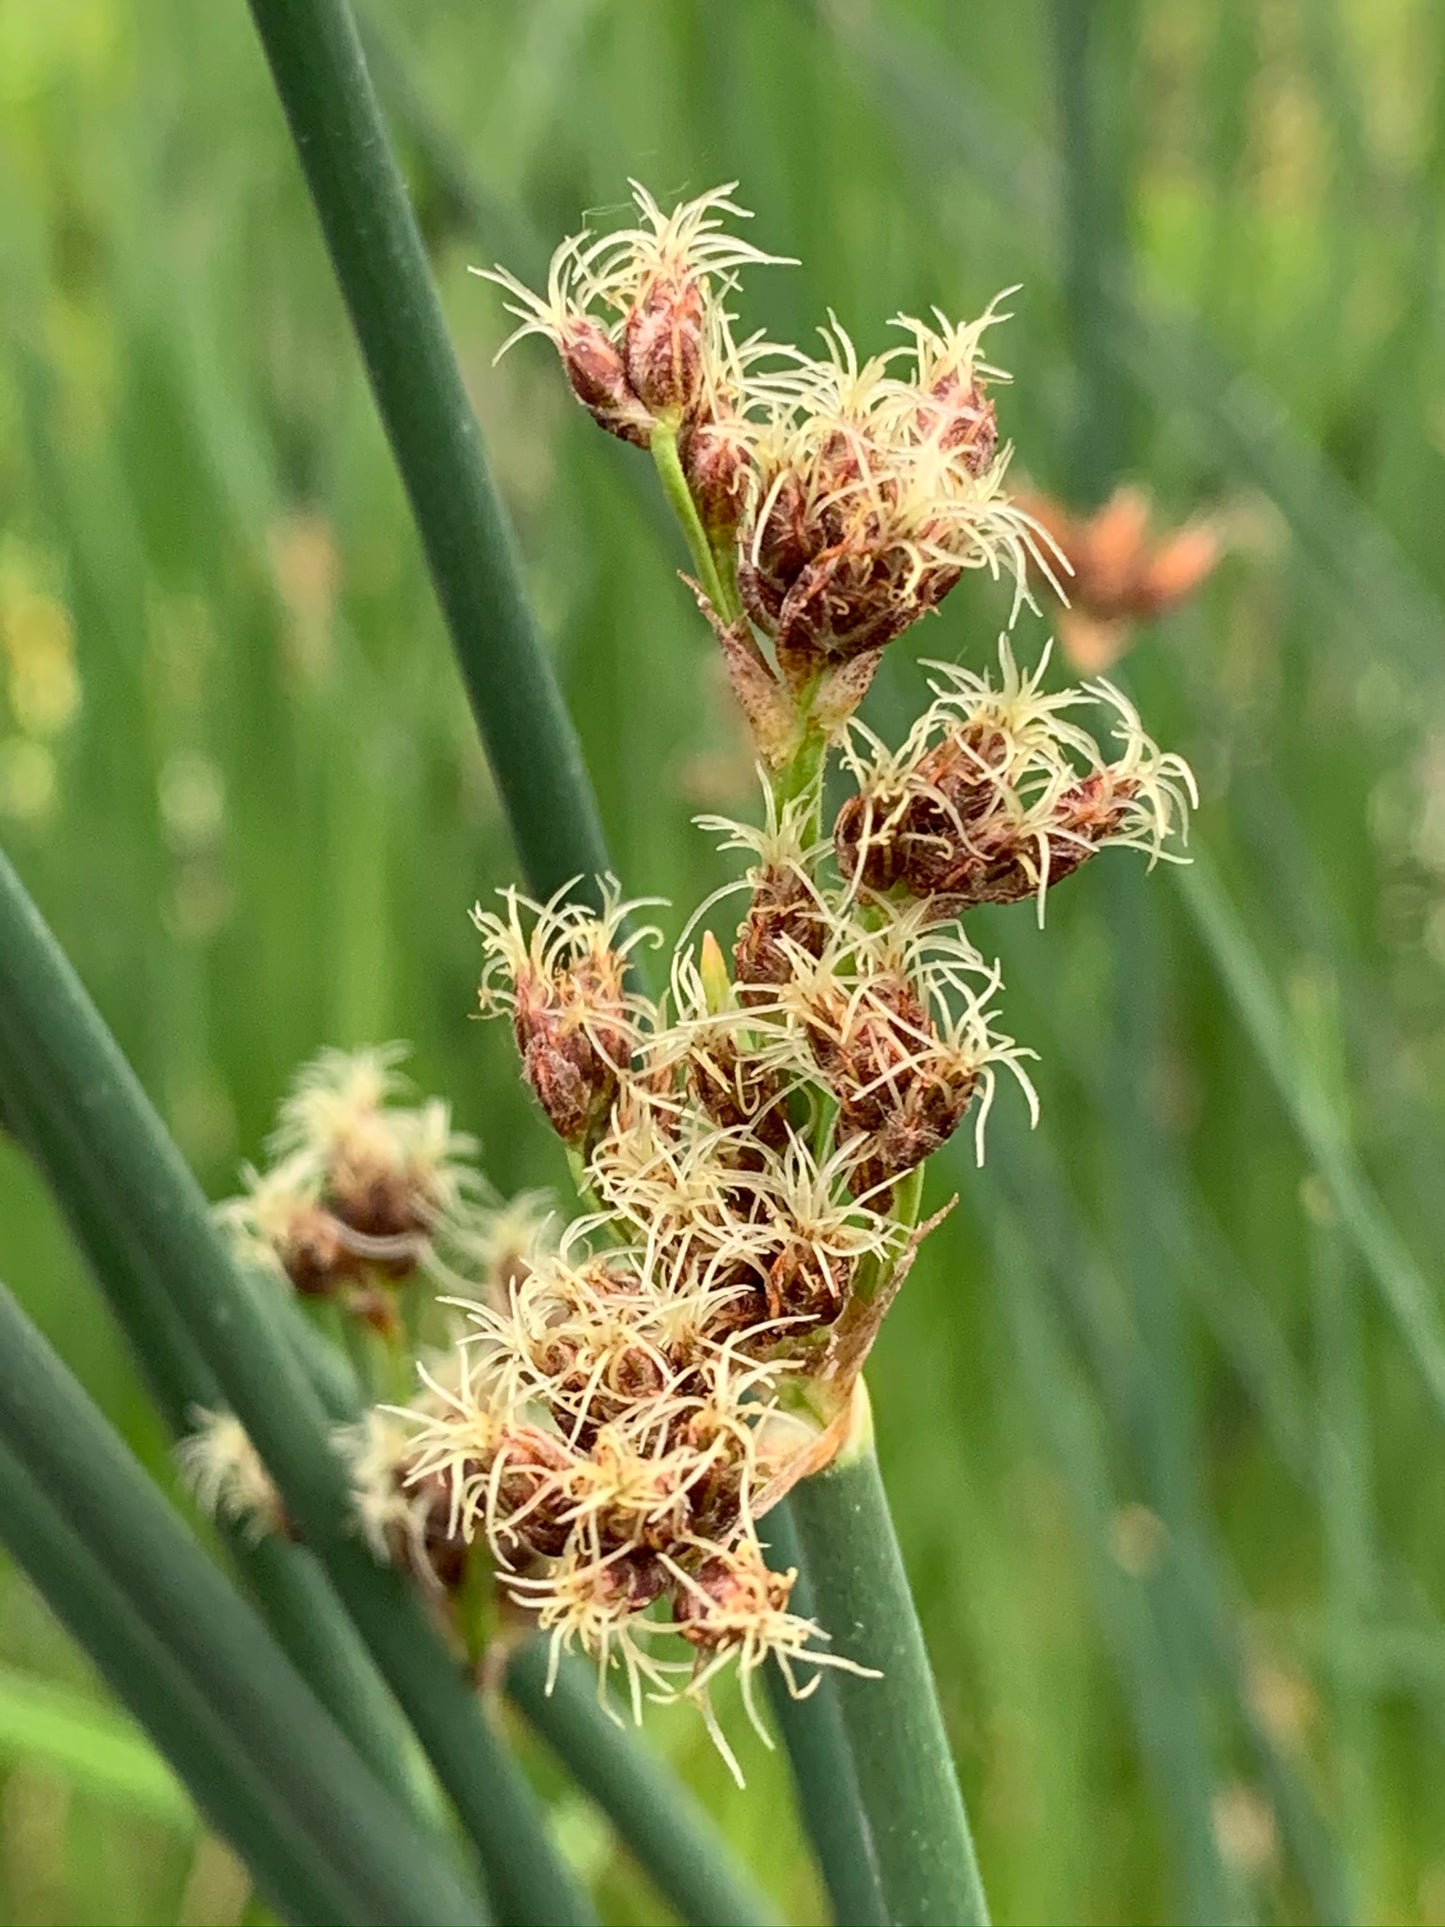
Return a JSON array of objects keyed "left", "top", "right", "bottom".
[{"left": 649, "top": 423, "right": 742, "bottom": 623}]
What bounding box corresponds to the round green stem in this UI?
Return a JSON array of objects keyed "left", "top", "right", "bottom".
[
  {"left": 0, "top": 1443, "right": 344, "bottom": 1927},
  {"left": 1, "top": 1074, "right": 432, "bottom": 1825},
  {"left": 762, "top": 1499, "right": 889, "bottom": 1926},
  {"left": 649, "top": 422, "right": 742, "bottom": 622},
  {"left": 0, "top": 1279, "right": 487, "bottom": 1927},
  {"left": 786, "top": 1426, "right": 991, "bottom": 1927},
  {"left": 508, "top": 1646, "right": 781, "bottom": 1927},
  {"left": 244, "top": 0, "right": 609, "bottom": 901}
]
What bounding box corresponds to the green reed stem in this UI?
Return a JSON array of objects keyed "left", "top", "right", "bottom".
[
  {"left": 1178, "top": 852, "right": 1445, "bottom": 1424},
  {"left": 233, "top": 1538, "right": 437, "bottom": 1822},
  {"left": 0, "top": 845, "right": 592, "bottom": 1927},
  {"left": 244, "top": 0, "right": 609, "bottom": 899},
  {"left": 1, "top": 1068, "right": 434, "bottom": 1824},
  {"left": 785, "top": 1396, "right": 990, "bottom": 1927},
  {"left": 762, "top": 1498, "right": 889, "bottom": 1926},
  {"left": 508, "top": 1646, "right": 781, "bottom": 1927},
  {"left": 0, "top": 1442, "right": 342, "bottom": 1926},
  {"left": 0, "top": 1278, "right": 486, "bottom": 1927}
]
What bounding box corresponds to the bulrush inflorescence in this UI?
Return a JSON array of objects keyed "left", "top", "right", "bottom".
[
  {"left": 217, "top": 1045, "right": 479, "bottom": 1334},
  {"left": 183, "top": 184, "right": 1198, "bottom": 1781},
  {"left": 833, "top": 638, "right": 1198, "bottom": 923}
]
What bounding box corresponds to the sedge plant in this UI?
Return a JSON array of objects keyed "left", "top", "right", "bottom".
[
  {"left": 171, "top": 177, "right": 1193, "bottom": 1922},
  {"left": 0, "top": 0, "right": 1199, "bottom": 1914}
]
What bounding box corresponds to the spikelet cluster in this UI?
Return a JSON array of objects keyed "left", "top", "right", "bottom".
[
  {"left": 177, "top": 1409, "right": 287, "bottom": 1544},
  {"left": 733, "top": 305, "right": 1052, "bottom": 683},
  {"left": 834, "top": 637, "right": 1198, "bottom": 923},
  {"left": 217, "top": 1045, "right": 479, "bottom": 1332},
  {"left": 486, "top": 186, "right": 1059, "bottom": 756},
  {"left": 481, "top": 181, "right": 790, "bottom": 530},
  {"left": 1019, "top": 484, "right": 1222, "bottom": 673}
]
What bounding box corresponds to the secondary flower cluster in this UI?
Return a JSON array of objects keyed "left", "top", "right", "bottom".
[{"left": 217, "top": 1045, "right": 477, "bottom": 1335}]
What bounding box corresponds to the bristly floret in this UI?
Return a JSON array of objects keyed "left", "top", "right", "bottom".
[
  {"left": 217, "top": 1045, "right": 480, "bottom": 1316},
  {"left": 731, "top": 307, "right": 1058, "bottom": 691},
  {"left": 696, "top": 776, "right": 834, "bottom": 1004},
  {"left": 479, "top": 181, "right": 793, "bottom": 438},
  {"left": 833, "top": 636, "right": 1197, "bottom": 923},
  {"left": 662, "top": 1536, "right": 878, "bottom": 1787},
  {"left": 473, "top": 880, "right": 660, "bottom": 1145},
  {"left": 771, "top": 914, "right": 1037, "bottom": 1193},
  {"left": 177, "top": 1409, "right": 287, "bottom": 1544}
]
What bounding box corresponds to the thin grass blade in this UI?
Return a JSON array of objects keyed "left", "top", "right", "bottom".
[
  {"left": 0, "top": 843, "right": 589, "bottom": 1927},
  {"left": 0, "top": 1667, "right": 195, "bottom": 1831},
  {"left": 0, "top": 1290, "right": 485, "bottom": 1925},
  {"left": 508, "top": 1645, "right": 782, "bottom": 1927},
  {"left": 242, "top": 0, "right": 609, "bottom": 899}
]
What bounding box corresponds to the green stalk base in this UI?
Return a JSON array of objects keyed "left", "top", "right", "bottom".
[{"left": 785, "top": 1445, "right": 990, "bottom": 1927}]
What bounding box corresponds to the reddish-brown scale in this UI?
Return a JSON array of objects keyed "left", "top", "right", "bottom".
[
  {"left": 918, "top": 372, "right": 998, "bottom": 476},
  {"left": 841, "top": 1060, "right": 978, "bottom": 1200},
  {"left": 507, "top": 950, "right": 631, "bottom": 1144},
  {"left": 403, "top": 1466, "right": 472, "bottom": 1592},
  {"left": 737, "top": 422, "right": 972, "bottom": 667},
  {"left": 834, "top": 729, "right": 1135, "bottom": 916},
  {"left": 559, "top": 319, "right": 653, "bottom": 446},
  {"left": 832, "top": 789, "right": 907, "bottom": 893},
  {"left": 805, "top": 976, "right": 934, "bottom": 1136},
  {"left": 680, "top": 420, "right": 752, "bottom": 536},
  {"left": 742, "top": 469, "right": 814, "bottom": 622},
  {"left": 687, "top": 1035, "right": 792, "bottom": 1152},
  {"left": 489, "top": 1427, "right": 577, "bottom": 1561},
  {"left": 599, "top": 1550, "right": 669, "bottom": 1615},
  {"left": 598, "top": 1473, "right": 694, "bottom": 1555},
  {"left": 324, "top": 1164, "right": 433, "bottom": 1280},
  {"left": 697, "top": 1267, "right": 774, "bottom": 1346},
  {"left": 801, "top": 974, "right": 979, "bottom": 1196},
  {"left": 679, "top": 1433, "right": 748, "bottom": 1542},
  {"left": 764, "top": 1239, "right": 852, "bottom": 1325},
  {"left": 623, "top": 275, "right": 706, "bottom": 417},
  {"left": 733, "top": 866, "right": 826, "bottom": 1004},
  {"left": 277, "top": 1206, "right": 362, "bottom": 1298}
]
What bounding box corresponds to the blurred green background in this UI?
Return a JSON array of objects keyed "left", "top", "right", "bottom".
[{"left": 2, "top": 0, "right": 1444, "bottom": 1921}]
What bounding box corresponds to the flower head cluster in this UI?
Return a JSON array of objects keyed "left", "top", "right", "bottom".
[
  {"left": 834, "top": 638, "right": 1197, "bottom": 923},
  {"left": 473, "top": 882, "right": 657, "bottom": 1145},
  {"left": 733, "top": 306, "right": 1052, "bottom": 684},
  {"left": 482, "top": 181, "right": 790, "bottom": 529},
  {"left": 217, "top": 1045, "right": 479, "bottom": 1330},
  {"left": 1019, "top": 484, "right": 1222, "bottom": 673},
  {"left": 486, "top": 186, "right": 1060, "bottom": 758},
  {"left": 185, "top": 187, "right": 1201, "bottom": 1786},
  {"left": 177, "top": 1409, "right": 287, "bottom": 1544}
]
